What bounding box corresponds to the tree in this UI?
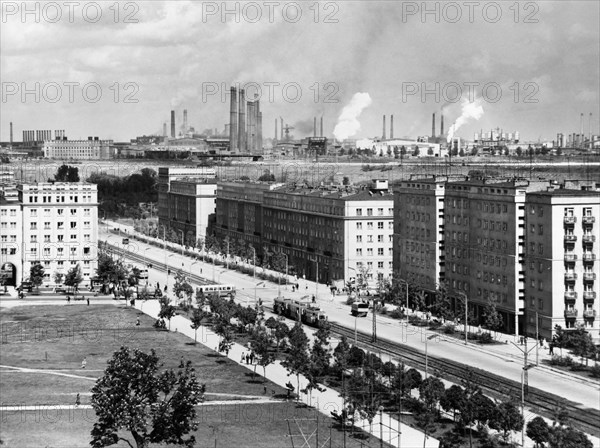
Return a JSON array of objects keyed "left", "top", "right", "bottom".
[
  {"left": 90, "top": 347, "right": 205, "bottom": 448},
  {"left": 432, "top": 280, "right": 454, "bottom": 320},
  {"left": 568, "top": 326, "right": 596, "bottom": 365},
  {"left": 549, "top": 426, "right": 592, "bottom": 448},
  {"left": 412, "top": 146, "right": 420, "bottom": 157},
  {"left": 173, "top": 271, "right": 193, "bottom": 306},
  {"left": 392, "top": 363, "right": 422, "bottom": 399},
  {"left": 440, "top": 385, "right": 465, "bottom": 422},
  {"left": 272, "top": 317, "right": 289, "bottom": 356},
  {"left": 457, "top": 368, "right": 483, "bottom": 447},
  {"left": 526, "top": 416, "right": 550, "bottom": 447},
  {"left": 53, "top": 272, "right": 64, "bottom": 285},
  {"left": 489, "top": 400, "right": 523, "bottom": 444},
  {"left": 54, "top": 164, "right": 80, "bottom": 182},
  {"left": 96, "top": 250, "right": 129, "bottom": 285},
  {"left": 190, "top": 308, "right": 207, "bottom": 344},
  {"left": 427, "top": 147, "right": 434, "bottom": 156},
  {"left": 29, "top": 263, "right": 45, "bottom": 291},
  {"left": 483, "top": 298, "right": 503, "bottom": 337},
  {"left": 64, "top": 264, "right": 83, "bottom": 292},
  {"left": 306, "top": 321, "right": 331, "bottom": 397},
  {"left": 282, "top": 323, "right": 310, "bottom": 402},
  {"left": 516, "top": 146, "right": 523, "bottom": 157},
  {"left": 400, "top": 145, "right": 407, "bottom": 159},
  {"left": 470, "top": 147, "right": 479, "bottom": 156},
  {"left": 333, "top": 335, "right": 351, "bottom": 378},
  {"left": 250, "top": 326, "right": 275, "bottom": 382},
  {"left": 552, "top": 325, "right": 568, "bottom": 355},
  {"left": 128, "top": 267, "right": 142, "bottom": 287},
  {"left": 158, "top": 297, "right": 176, "bottom": 330},
  {"left": 419, "top": 376, "right": 445, "bottom": 413},
  {"left": 258, "top": 170, "right": 276, "bottom": 182}
]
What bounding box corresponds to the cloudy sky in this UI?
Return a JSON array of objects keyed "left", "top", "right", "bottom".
[{"left": 1, "top": 1, "right": 598, "bottom": 142}]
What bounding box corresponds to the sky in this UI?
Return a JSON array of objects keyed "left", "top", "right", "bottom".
[{"left": 1, "top": 1, "right": 599, "bottom": 143}]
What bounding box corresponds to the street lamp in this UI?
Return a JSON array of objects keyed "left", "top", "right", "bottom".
[
  {"left": 250, "top": 246, "right": 257, "bottom": 280},
  {"left": 282, "top": 253, "right": 289, "bottom": 290},
  {"left": 456, "top": 291, "right": 468, "bottom": 345},
  {"left": 254, "top": 281, "right": 265, "bottom": 307},
  {"left": 398, "top": 279, "right": 409, "bottom": 321},
  {"left": 144, "top": 248, "right": 151, "bottom": 284},
  {"left": 166, "top": 253, "right": 175, "bottom": 291},
  {"left": 177, "top": 229, "right": 184, "bottom": 258}
]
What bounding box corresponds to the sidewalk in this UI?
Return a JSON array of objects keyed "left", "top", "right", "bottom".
[{"left": 135, "top": 298, "right": 439, "bottom": 448}]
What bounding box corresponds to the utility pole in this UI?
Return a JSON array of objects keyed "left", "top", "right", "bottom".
[{"left": 372, "top": 295, "right": 377, "bottom": 343}]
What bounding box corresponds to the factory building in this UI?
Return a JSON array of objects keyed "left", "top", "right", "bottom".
[{"left": 43, "top": 137, "right": 114, "bottom": 160}]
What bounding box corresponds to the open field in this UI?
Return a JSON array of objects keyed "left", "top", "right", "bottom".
[{"left": 0, "top": 304, "right": 388, "bottom": 448}]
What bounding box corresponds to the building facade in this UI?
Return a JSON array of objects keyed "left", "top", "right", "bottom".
[
  {"left": 43, "top": 138, "right": 113, "bottom": 159},
  {"left": 0, "top": 183, "right": 98, "bottom": 287},
  {"left": 524, "top": 190, "right": 600, "bottom": 342}
]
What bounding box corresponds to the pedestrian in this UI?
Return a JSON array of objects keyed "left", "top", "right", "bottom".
[
  {"left": 241, "top": 352, "right": 245, "bottom": 363},
  {"left": 81, "top": 357, "right": 87, "bottom": 369},
  {"left": 164, "top": 285, "right": 167, "bottom": 292},
  {"left": 312, "top": 295, "right": 316, "bottom": 303},
  {"left": 67, "top": 295, "right": 71, "bottom": 304},
  {"left": 245, "top": 354, "right": 250, "bottom": 364},
  {"left": 549, "top": 343, "right": 554, "bottom": 355},
  {"left": 87, "top": 297, "right": 90, "bottom": 306},
  {"left": 136, "top": 317, "right": 140, "bottom": 326},
  {"left": 263, "top": 386, "right": 267, "bottom": 395},
  {"left": 75, "top": 393, "right": 80, "bottom": 407}
]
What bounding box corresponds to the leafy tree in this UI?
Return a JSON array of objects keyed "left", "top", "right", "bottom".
[
  {"left": 29, "top": 263, "right": 45, "bottom": 290},
  {"left": 90, "top": 347, "right": 205, "bottom": 448},
  {"left": 400, "top": 146, "right": 407, "bottom": 158},
  {"left": 258, "top": 170, "right": 276, "bottom": 182},
  {"left": 333, "top": 335, "right": 351, "bottom": 378},
  {"left": 308, "top": 321, "right": 332, "bottom": 380},
  {"left": 53, "top": 272, "right": 64, "bottom": 285},
  {"left": 158, "top": 297, "right": 176, "bottom": 330},
  {"left": 489, "top": 400, "right": 523, "bottom": 444},
  {"left": 432, "top": 280, "right": 454, "bottom": 320},
  {"left": 470, "top": 147, "right": 479, "bottom": 156},
  {"left": 54, "top": 164, "right": 80, "bottom": 182},
  {"left": 272, "top": 317, "right": 289, "bottom": 356},
  {"left": 96, "top": 250, "right": 129, "bottom": 285},
  {"left": 282, "top": 323, "right": 310, "bottom": 402},
  {"left": 419, "top": 376, "right": 445, "bottom": 413},
  {"left": 392, "top": 364, "right": 422, "bottom": 398},
  {"left": 128, "top": 267, "right": 142, "bottom": 287},
  {"left": 472, "top": 393, "right": 497, "bottom": 430},
  {"left": 483, "top": 298, "right": 503, "bottom": 337},
  {"left": 526, "top": 416, "right": 550, "bottom": 447},
  {"left": 173, "top": 271, "right": 193, "bottom": 306},
  {"left": 457, "top": 369, "right": 483, "bottom": 447},
  {"left": 250, "top": 326, "right": 275, "bottom": 382},
  {"left": 552, "top": 325, "right": 568, "bottom": 355},
  {"left": 459, "top": 148, "right": 465, "bottom": 157},
  {"left": 548, "top": 426, "right": 592, "bottom": 448},
  {"left": 190, "top": 308, "right": 208, "bottom": 344},
  {"left": 427, "top": 147, "right": 434, "bottom": 156},
  {"left": 412, "top": 146, "right": 420, "bottom": 157},
  {"left": 568, "top": 326, "right": 596, "bottom": 365},
  {"left": 440, "top": 385, "right": 465, "bottom": 422},
  {"left": 64, "top": 264, "right": 83, "bottom": 292},
  {"left": 347, "top": 346, "right": 366, "bottom": 367}
]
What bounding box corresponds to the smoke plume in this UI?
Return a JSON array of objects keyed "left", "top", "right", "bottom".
[
  {"left": 333, "top": 92, "right": 372, "bottom": 141},
  {"left": 447, "top": 97, "right": 484, "bottom": 142}
]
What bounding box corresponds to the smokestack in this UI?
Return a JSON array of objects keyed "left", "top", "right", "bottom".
[
  {"left": 246, "top": 101, "right": 254, "bottom": 152},
  {"left": 432, "top": 113, "right": 436, "bottom": 138},
  {"left": 589, "top": 113, "right": 593, "bottom": 148},
  {"left": 229, "top": 87, "right": 238, "bottom": 152},
  {"left": 170, "top": 110, "right": 175, "bottom": 138},
  {"left": 275, "top": 118, "right": 278, "bottom": 141},
  {"left": 238, "top": 89, "right": 246, "bottom": 151},
  {"left": 580, "top": 113, "right": 584, "bottom": 147},
  {"left": 314, "top": 117, "right": 317, "bottom": 137},
  {"left": 183, "top": 109, "right": 188, "bottom": 135},
  {"left": 382, "top": 115, "right": 386, "bottom": 140},
  {"left": 320, "top": 116, "right": 323, "bottom": 137},
  {"left": 440, "top": 114, "right": 444, "bottom": 137},
  {"left": 280, "top": 117, "right": 283, "bottom": 140},
  {"left": 257, "top": 111, "right": 262, "bottom": 153},
  {"left": 9, "top": 122, "right": 13, "bottom": 145},
  {"left": 163, "top": 123, "right": 167, "bottom": 137},
  {"left": 390, "top": 115, "right": 394, "bottom": 139}
]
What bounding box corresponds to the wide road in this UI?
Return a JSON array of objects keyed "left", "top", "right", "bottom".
[{"left": 100, "top": 225, "right": 600, "bottom": 415}]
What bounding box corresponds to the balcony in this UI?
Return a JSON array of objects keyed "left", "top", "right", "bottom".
[
  {"left": 583, "top": 272, "right": 596, "bottom": 281},
  {"left": 564, "top": 216, "right": 576, "bottom": 225},
  {"left": 564, "top": 309, "right": 578, "bottom": 318},
  {"left": 564, "top": 253, "right": 577, "bottom": 262},
  {"left": 583, "top": 253, "right": 596, "bottom": 262},
  {"left": 564, "top": 272, "right": 577, "bottom": 281},
  {"left": 583, "top": 310, "right": 596, "bottom": 319},
  {"left": 583, "top": 291, "right": 596, "bottom": 301},
  {"left": 582, "top": 216, "right": 595, "bottom": 224},
  {"left": 564, "top": 291, "right": 577, "bottom": 301},
  {"left": 582, "top": 234, "right": 596, "bottom": 243},
  {"left": 564, "top": 234, "right": 577, "bottom": 243}
]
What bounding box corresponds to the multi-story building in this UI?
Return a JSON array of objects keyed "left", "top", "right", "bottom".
[
  {"left": 213, "top": 181, "right": 283, "bottom": 255},
  {"left": 262, "top": 180, "right": 394, "bottom": 287},
  {"left": 157, "top": 167, "right": 217, "bottom": 242},
  {"left": 43, "top": 137, "right": 113, "bottom": 159},
  {"left": 0, "top": 183, "right": 98, "bottom": 287},
  {"left": 393, "top": 177, "right": 446, "bottom": 296},
  {"left": 163, "top": 179, "right": 217, "bottom": 243},
  {"left": 0, "top": 185, "right": 22, "bottom": 286},
  {"left": 524, "top": 189, "right": 600, "bottom": 342}
]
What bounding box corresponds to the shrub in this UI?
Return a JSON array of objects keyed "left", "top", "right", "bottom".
[
  {"left": 346, "top": 296, "right": 355, "bottom": 305},
  {"left": 389, "top": 308, "right": 404, "bottom": 320},
  {"left": 550, "top": 355, "right": 573, "bottom": 366},
  {"left": 479, "top": 332, "right": 493, "bottom": 344},
  {"left": 590, "top": 364, "right": 600, "bottom": 378},
  {"left": 380, "top": 306, "right": 388, "bottom": 315},
  {"left": 442, "top": 324, "right": 456, "bottom": 334}
]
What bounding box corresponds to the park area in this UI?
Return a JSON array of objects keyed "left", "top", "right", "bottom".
[{"left": 0, "top": 304, "right": 383, "bottom": 448}]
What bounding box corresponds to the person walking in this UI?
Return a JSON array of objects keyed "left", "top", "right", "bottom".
[
  {"left": 86, "top": 297, "right": 90, "bottom": 306},
  {"left": 75, "top": 393, "right": 81, "bottom": 407},
  {"left": 81, "top": 357, "right": 87, "bottom": 369},
  {"left": 136, "top": 317, "right": 140, "bottom": 327}
]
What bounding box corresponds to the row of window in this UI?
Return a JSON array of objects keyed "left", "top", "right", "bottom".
[
  {"left": 29, "top": 222, "right": 91, "bottom": 230},
  {"left": 27, "top": 195, "right": 93, "bottom": 203},
  {"left": 28, "top": 208, "right": 92, "bottom": 217},
  {"left": 27, "top": 246, "right": 92, "bottom": 256},
  {"left": 476, "top": 289, "right": 508, "bottom": 303},
  {"left": 356, "top": 248, "right": 389, "bottom": 256},
  {"left": 356, "top": 221, "right": 393, "bottom": 230},
  {"left": 0, "top": 209, "right": 17, "bottom": 216},
  {"left": 356, "top": 235, "right": 393, "bottom": 243},
  {"left": 356, "top": 208, "right": 393, "bottom": 217}
]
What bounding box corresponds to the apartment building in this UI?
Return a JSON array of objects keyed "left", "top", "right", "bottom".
[
  {"left": 524, "top": 190, "right": 600, "bottom": 341},
  {"left": 0, "top": 183, "right": 98, "bottom": 287},
  {"left": 393, "top": 177, "right": 446, "bottom": 295},
  {"left": 157, "top": 167, "right": 217, "bottom": 242},
  {"left": 43, "top": 138, "right": 113, "bottom": 159},
  {"left": 262, "top": 180, "right": 394, "bottom": 287}
]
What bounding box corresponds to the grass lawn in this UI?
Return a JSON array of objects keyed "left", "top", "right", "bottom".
[{"left": 0, "top": 304, "right": 390, "bottom": 448}]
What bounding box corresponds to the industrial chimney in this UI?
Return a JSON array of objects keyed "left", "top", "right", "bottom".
[
  {"left": 390, "top": 115, "right": 394, "bottom": 139},
  {"left": 314, "top": 117, "right": 317, "bottom": 137},
  {"left": 280, "top": 117, "right": 283, "bottom": 140},
  {"left": 257, "top": 111, "right": 263, "bottom": 153},
  {"left": 382, "top": 115, "right": 386, "bottom": 140},
  {"left": 275, "top": 118, "right": 278, "bottom": 141},
  {"left": 9, "top": 122, "right": 13, "bottom": 145},
  {"left": 163, "top": 123, "right": 167, "bottom": 137},
  {"left": 246, "top": 101, "right": 255, "bottom": 152},
  {"left": 432, "top": 113, "right": 436, "bottom": 138},
  {"left": 238, "top": 89, "right": 246, "bottom": 152},
  {"left": 183, "top": 109, "right": 188, "bottom": 135},
  {"left": 230, "top": 87, "right": 238, "bottom": 152},
  {"left": 440, "top": 114, "right": 444, "bottom": 137},
  {"left": 170, "top": 110, "right": 175, "bottom": 138},
  {"left": 580, "top": 113, "right": 584, "bottom": 147},
  {"left": 320, "top": 116, "right": 323, "bottom": 137},
  {"left": 589, "top": 113, "right": 593, "bottom": 149}
]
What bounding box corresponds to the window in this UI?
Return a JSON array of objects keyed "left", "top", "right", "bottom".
[
  {"left": 367, "top": 208, "right": 373, "bottom": 216},
  {"left": 356, "top": 236, "right": 362, "bottom": 243},
  {"left": 44, "top": 235, "right": 50, "bottom": 242},
  {"left": 377, "top": 235, "right": 384, "bottom": 243},
  {"left": 367, "top": 248, "right": 373, "bottom": 256},
  {"left": 83, "top": 247, "right": 90, "bottom": 255},
  {"left": 538, "top": 225, "right": 543, "bottom": 235},
  {"left": 84, "top": 234, "right": 90, "bottom": 242},
  {"left": 30, "top": 209, "right": 37, "bottom": 217},
  {"left": 378, "top": 261, "right": 384, "bottom": 268},
  {"left": 70, "top": 209, "right": 77, "bottom": 216},
  {"left": 44, "top": 208, "right": 50, "bottom": 216},
  {"left": 57, "top": 235, "right": 64, "bottom": 241},
  {"left": 70, "top": 222, "right": 77, "bottom": 229},
  {"left": 30, "top": 235, "right": 37, "bottom": 243},
  {"left": 367, "top": 235, "right": 373, "bottom": 243},
  {"left": 84, "top": 221, "right": 90, "bottom": 229},
  {"left": 43, "top": 248, "right": 50, "bottom": 256},
  {"left": 377, "top": 222, "right": 384, "bottom": 229},
  {"left": 30, "top": 223, "right": 37, "bottom": 230},
  {"left": 84, "top": 208, "right": 90, "bottom": 216},
  {"left": 356, "top": 208, "right": 363, "bottom": 216},
  {"left": 356, "top": 222, "right": 362, "bottom": 230},
  {"left": 356, "top": 248, "right": 362, "bottom": 256},
  {"left": 377, "top": 208, "right": 383, "bottom": 216},
  {"left": 367, "top": 222, "right": 373, "bottom": 230},
  {"left": 70, "top": 234, "right": 77, "bottom": 240},
  {"left": 388, "top": 222, "right": 393, "bottom": 230},
  {"left": 377, "top": 248, "right": 384, "bottom": 256},
  {"left": 57, "top": 209, "right": 64, "bottom": 215},
  {"left": 57, "top": 222, "right": 64, "bottom": 230}
]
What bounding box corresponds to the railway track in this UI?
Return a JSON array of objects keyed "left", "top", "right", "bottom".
[
  {"left": 106, "top": 241, "right": 600, "bottom": 437},
  {"left": 329, "top": 322, "right": 600, "bottom": 438}
]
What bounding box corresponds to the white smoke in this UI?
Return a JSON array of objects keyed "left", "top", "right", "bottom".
[
  {"left": 333, "top": 92, "right": 372, "bottom": 141},
  {"left": 447, "top": 97, "right": 484, "bottom": 142}
]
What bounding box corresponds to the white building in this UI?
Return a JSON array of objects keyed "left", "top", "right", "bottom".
[
  {"left": 0, "top": 185, "right": 22, "bottom": 287},
  {"left": 356, "top": 138, "right": 443, "bottom": 157},
  {"left": 43, "top": 138, "right": 113, "bottom": 159},
  {"left": 14, "top": 183, "right": 99, "bottom": 287}
]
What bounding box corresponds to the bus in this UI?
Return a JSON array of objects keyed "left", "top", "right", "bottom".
[
  {"left": 351, "top": 301, "right": 369, "bottom": 317},
  {"left": 197, "top": 284, "right": 236, "bottom": 298}
]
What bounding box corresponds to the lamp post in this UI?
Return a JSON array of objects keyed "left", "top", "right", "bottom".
[
  {"left": 189, "top": 261, "right": 199, "bottom": 278},
  {"left": 144, "top": 248, "right": 151, "bottom": 284},
  {"left": 166, "top": 253, "right": 175, "bottom": 292},
  {"left": 255, "top": 281, "right": 265, "bottom": 307},
  {"left": 457, "top": 291, "right": 468, "bottom": 345},
  {"left": 225, "top": 239, "right": 230, "bottom": 270},
  {"left": 177, "top": 229, "right": 184, "bottom": 258},
  {"left": 283, "top": 253, "right": 289, "bottom": 290},
  {"left": 398, "top": 279, "right": 409, "bottom": 321},
  {"left": 251, "top": 246, "right": 256, "bottom": 280}
]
